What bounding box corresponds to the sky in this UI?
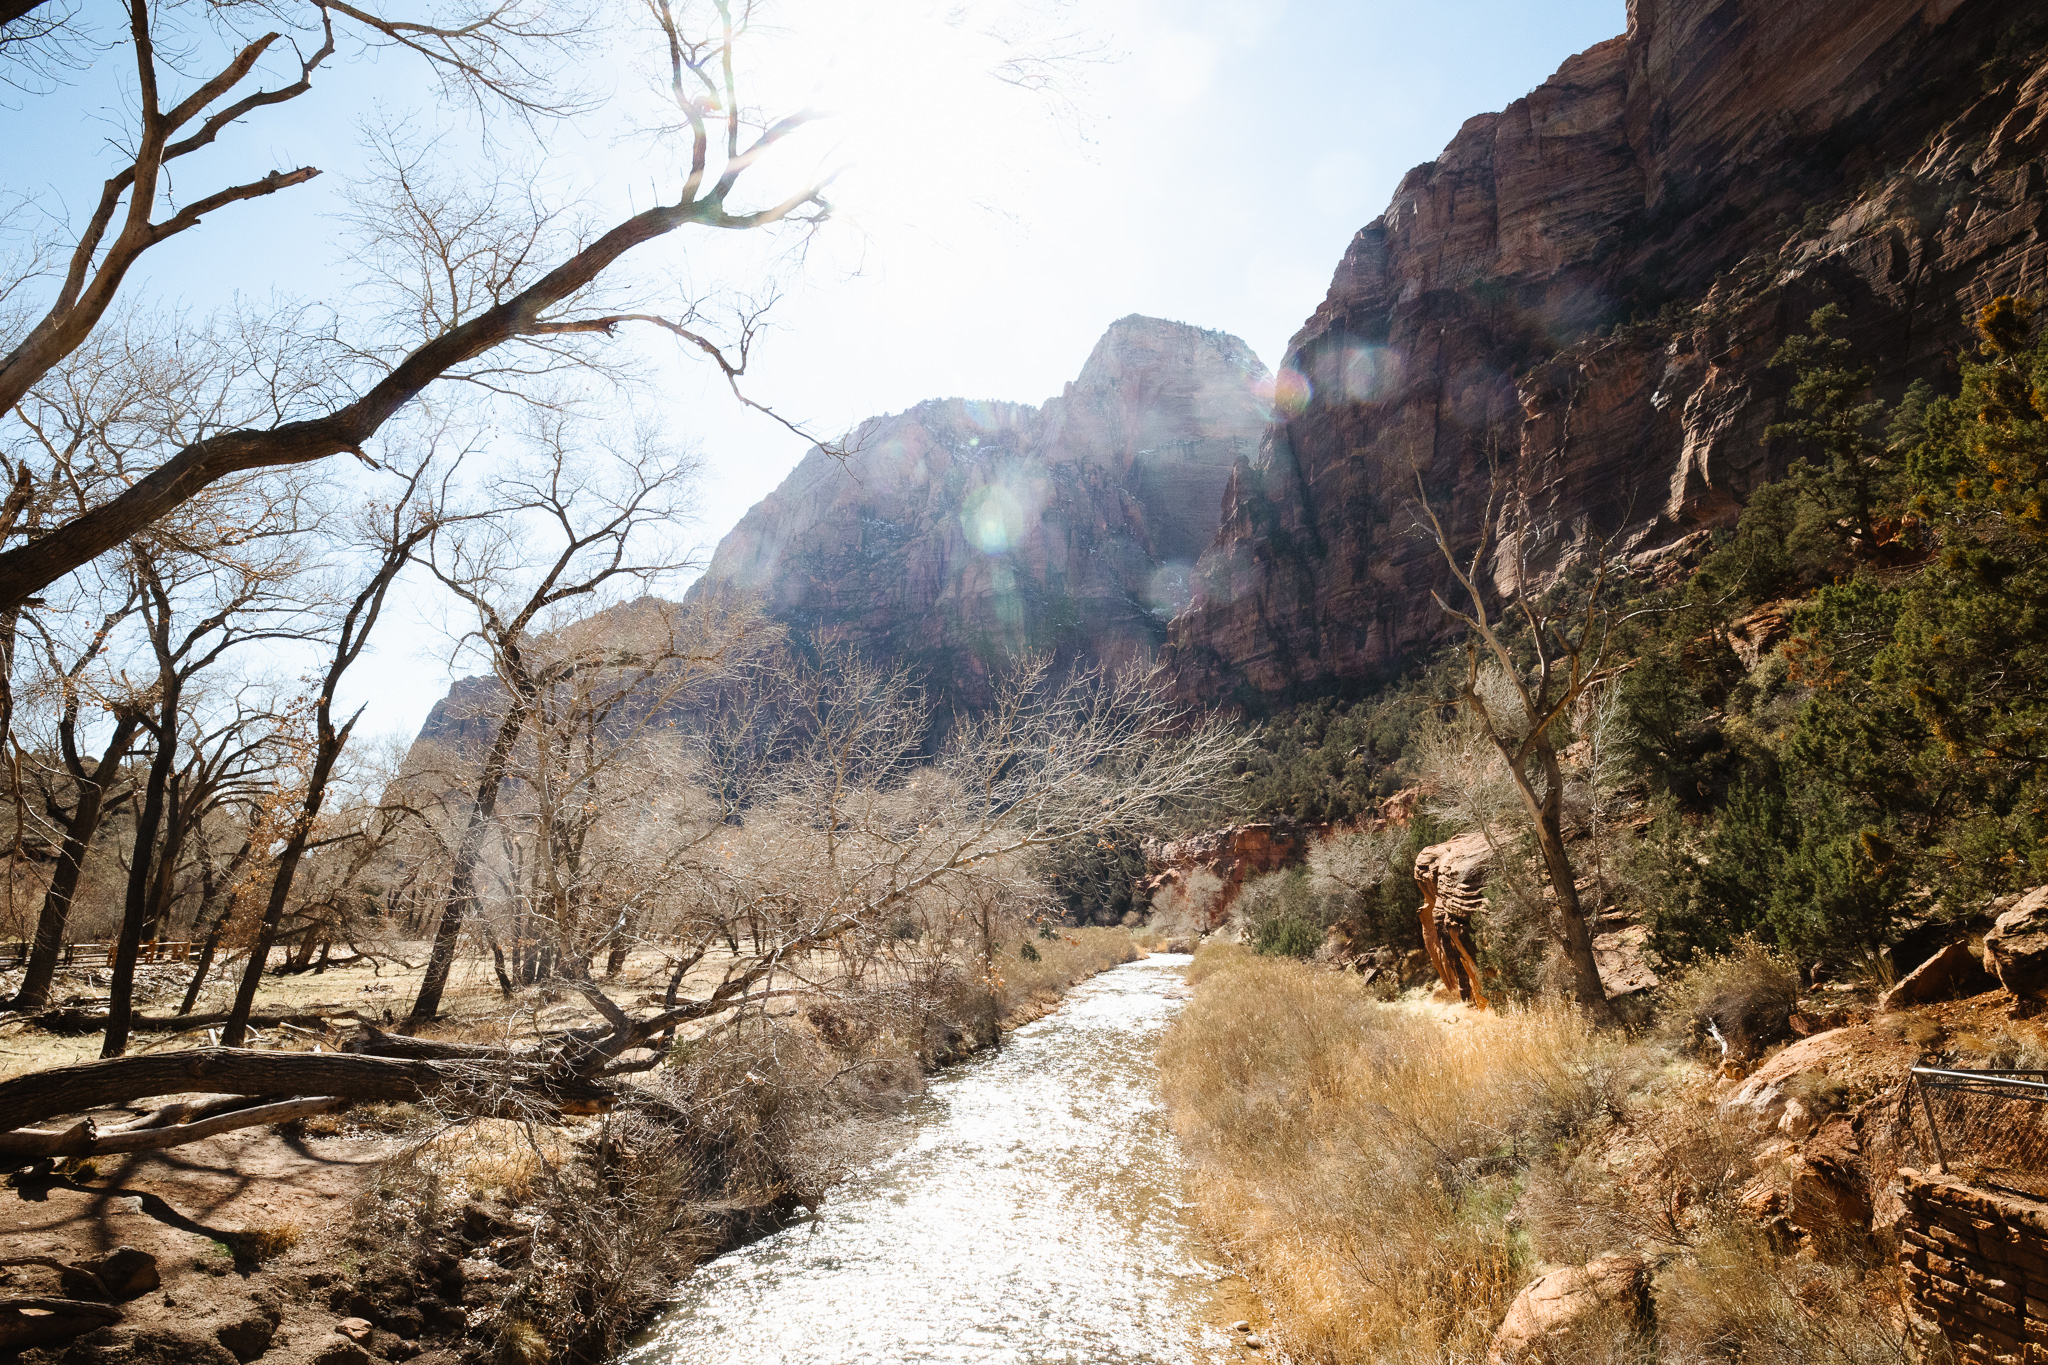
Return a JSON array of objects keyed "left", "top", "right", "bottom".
[{"left": 3, "top": 0, "right": 1625, "bottom": 744}]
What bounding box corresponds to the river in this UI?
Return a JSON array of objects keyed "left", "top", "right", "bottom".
[{"left": 621, "top": 953, "right": 1250, "bottom": 1365}]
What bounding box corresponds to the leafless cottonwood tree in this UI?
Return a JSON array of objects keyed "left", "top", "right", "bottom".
[
  {"left": 1417, "top": 474, "right": 1626, "bottom": 1021},
  {"left": 406, "top": 419, "right": 761, "bottom": 1024},
  {"left": 218, "top": 454, "right": 451, "bottom": 1045},
  {"left": 6, "top": 575, "right": 144, "bottom": 1009},
  {"left": 101, "top": 477, "right": 326, "bottom": 1056},
  {"left": 0, "top": 0, "right": 839, "bottom": 617},
  {"left": 0, "top": 654, "right": 1242, "bottom": 1156}
]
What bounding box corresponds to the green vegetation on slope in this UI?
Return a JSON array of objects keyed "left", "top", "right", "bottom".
[{"left": 1232, "top": 298, "right": 2048, "bottom": 981}]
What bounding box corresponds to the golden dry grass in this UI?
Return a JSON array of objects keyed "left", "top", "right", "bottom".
[
  {"left": 410, "top": 1117, "right": 568, "bottom": 1203},
  {"left": 1158, "top": 945, "right": 1620, "bottom": 1365},
  {"left": 994, "top": 927, "right": 1139, "bottom": 1019}
]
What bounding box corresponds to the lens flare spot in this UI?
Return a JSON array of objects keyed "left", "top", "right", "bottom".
[
  {"left": 1262, "top": 368, "right": 1311, "bottom": 417},
  {"left": 1146, "top": 563, "right": 1195, "bottom": 619},
  {"left": 963, "top": 484, "right": 1026, "bottom": 555},
  {"left": 1341, "top": 346, "right": 1402, "bottom": 404}
]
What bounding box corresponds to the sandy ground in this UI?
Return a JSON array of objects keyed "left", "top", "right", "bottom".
[{"left": 1, "top": 1126, "right": 404, "bottom": 1363}]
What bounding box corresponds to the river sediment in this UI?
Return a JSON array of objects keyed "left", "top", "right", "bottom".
[{"left": 623, "top": 954, "right": 1244, "bottom": 1365}]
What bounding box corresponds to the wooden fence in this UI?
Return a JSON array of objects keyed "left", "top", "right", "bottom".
[{"left": 0, "top": 940, "right": 192, "bottom": 968}]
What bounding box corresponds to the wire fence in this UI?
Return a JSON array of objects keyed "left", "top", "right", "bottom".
[{"left": 1905, "top": 1066, "right": 2048, "bottom": 1200}]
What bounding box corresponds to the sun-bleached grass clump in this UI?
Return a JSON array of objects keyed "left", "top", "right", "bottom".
[
  {"left": 994, "top": 926, "right": 1139, "bottom": 1016},
  {"left": 1159, "top": 945, "right": 1624, "bottom": 1364}
]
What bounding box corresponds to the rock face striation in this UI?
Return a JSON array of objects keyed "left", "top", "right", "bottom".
[
  {"left": 1162, "top": 0, "right": 2048, "bottom": 705},
  {"left": 687, "top": 316, "right": 1270, "bottom": 708}
]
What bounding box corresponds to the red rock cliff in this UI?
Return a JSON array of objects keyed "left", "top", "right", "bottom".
[{"left": 1162, "top": 0, "right": 2048, "bottom": 704}]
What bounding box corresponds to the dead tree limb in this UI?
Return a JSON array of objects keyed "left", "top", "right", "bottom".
[{"left": 0, "top": 1095, "right": 346, "bottom": 1158}]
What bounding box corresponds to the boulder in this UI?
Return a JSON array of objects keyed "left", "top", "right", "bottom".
[
  {"left": 1985, "top": 886, "right": 2048, "bottom": 999},
  {"left": 214, "top": 1312, "right": 278, "bottom": 1364},
  {"left": 1783, "top": 1117, "right": 1872, "bottom": 1243},
  {"left": 0, "top": 1298, "right": 121, "bottom": 1354},
  {"left": 1414, "top": 833, "right": 1492, "bottom": 1005},
  {"left": 310, "top": 1342, "right": 375, "bottom": 1365},
  {"left": 1487, "top": 1255, "right": 1651, "bottom": 1364},
  {"left": 1593, "top": 924, "right": 1661, "bottom": 998},
  {"left": 1878, "top": 941, "right": 1997, "bottom": 1011},
  {"left": 62, "top": 1324, "right": 240, "bottom": 1365},
  {"left": 59, "top": 1248, "right": 159, "bottom": 1300},
  {"left": 1723, "top": 1025, "right": 1917, "bottom": 1135}
]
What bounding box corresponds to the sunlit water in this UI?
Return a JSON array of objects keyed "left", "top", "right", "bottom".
[{"left": 623, "top": 954, "right": 1237, "bottom": 1364}]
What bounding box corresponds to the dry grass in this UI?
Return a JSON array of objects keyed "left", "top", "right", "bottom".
[
  {"left": 994, "top": 927, "right": 1139, "bottom": 1019},
  {"left": 1164, "top": 945, "right": 1922, "bottom": 1365},
  {"left": 1159, "top": 945, "right": 1626, "bottom": 1365},
  {"left": 411, "top": 1117, "right": 566, "bottom": 1203},
  {"left": 229, "top": 1220, "right": 302, "bottom": 1262}
]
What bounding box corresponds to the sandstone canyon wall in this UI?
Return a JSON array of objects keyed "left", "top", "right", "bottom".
[
  {"left": 1161, "top": 0, "right": 2048, "bottom": 705},
  {"left": 687, "top": 316, "right": 1271, "bottom": 707}
]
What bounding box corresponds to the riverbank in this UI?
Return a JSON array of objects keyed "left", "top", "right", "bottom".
[
  {"left": 1155, "top": 944, "right": 1945, "bottom": 1365},
  {"left": 622, "top": 952, "right": 1232, "bottom": 1365},
  {"left": 4, "top": 930, "right": 1141, "bottom": 1365}
]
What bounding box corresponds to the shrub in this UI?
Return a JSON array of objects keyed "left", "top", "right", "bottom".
[
  {"left": 1252, "top": 915, "right": 1322, "bottom": 958},
  {"left": 1658, "top": 937, "right": 1802, "bottom": 1062}
]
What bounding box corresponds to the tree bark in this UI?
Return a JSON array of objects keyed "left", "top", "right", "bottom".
[
  {"left": 407, "top": 696, "right": 531, "bottom": 1025},
  {"left": 0, "top": 1048, "right": 453, "bottom": 1129},
  {"left": 103, "top": 695, "right": 178, "bottom": 1059},
  {"left": 1511, "top": 739, "right": 1614, "bottom": 1022},
  {"left": 0, "top": 1094, "right": 345, "bottom": 1158},
  {"left": 12, "top": 718, "right": 139, "bottom": 1011}
]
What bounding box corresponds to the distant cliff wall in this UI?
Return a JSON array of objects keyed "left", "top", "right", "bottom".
[
  {"left": 688, "top": 315, "right": 1271, "bottom": 707},
  {"left": 1161, "top": 0, "right": 2048, "bottom": 705}
]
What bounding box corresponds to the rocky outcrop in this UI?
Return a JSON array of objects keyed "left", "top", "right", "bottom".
[
  {"left": 1723, "top": 1024, "right": 1918, "bottom": 1137},
  {"left": 1879, "top": 940, "right": 1999, "bottom": 1011},
  {"left": 688, "top": 316, "right": 1270, "bottom": 709},
  {"left": 1162, "top": 0, "right": 2048, "bottom": 704},
  {"left": 1413, "top": 833, "right": 1492, "bottom": 1006},
  {"left": 1140, "top": 822, "right": 1324, "bottom": 933},
  {"left": 1985, "top": 885, "right": 2048, "bottom": 999},
  {"left": 1488, "top": 1254, "right": 1651, "bottom": 1365}
]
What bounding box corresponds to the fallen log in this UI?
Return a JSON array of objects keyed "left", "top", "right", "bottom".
[
  {"left": 0, "top": 1049, "right": 454, "bottom": 1130},
  {"left": 0, "top": 1095, "right": 348, "bottom": 1158},
  {"left": 11, "top": 1007, "right": 361, "bottom": 1036},
  {"left": 0, "top": 1046, "right": 618, "bottom": 1137}
]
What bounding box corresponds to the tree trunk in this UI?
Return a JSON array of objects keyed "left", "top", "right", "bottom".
[
  {"left": 1520, "top": 742, "right": 1613, "bottom": 1023},
  {"left": 104, "top": 706, "right": 177, "bottom": 1059},
  {"left": 0, "top": 1048, "right": 458, "bottom": 1129},
  {"left": 408, "top": 696, "right": 530, "bottom": 1026},
  {"left": 223, "top": 730, "right": 349, "bottom": 1048},
  {"left": 13, "top": 721, "right": 138, "bottom": 1010}
]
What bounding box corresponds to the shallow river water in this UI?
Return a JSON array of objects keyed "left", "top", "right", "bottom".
[{"left": 622, "top": 954, "right": 1242, "bottom": 1365}]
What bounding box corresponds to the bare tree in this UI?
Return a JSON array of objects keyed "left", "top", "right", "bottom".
[
  {"left": 0, "top": 650, "right": 1240, "bottom": 1156},
  {"left": 6, "top": 577, "right": 143, "bottom": 1009},
  {"left": 1417, "top": 476, "right": 1624, "bottom": 1021},
  {"left": 405, "top": 419, "right": 752, "bottom": 1024},
  {"left": 0, "top": 0, "right": 836, "bottom": 616},
  {"left": 219, "top": 453, "right": 449, "bottom": 1045},
  {"left": 102, "top": 477, "right": 324, "bottom": 1056}
]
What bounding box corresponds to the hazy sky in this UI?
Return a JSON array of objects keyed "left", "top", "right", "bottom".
[{"left": 6, "top": 0, "right": 1625, "bottom": 741}]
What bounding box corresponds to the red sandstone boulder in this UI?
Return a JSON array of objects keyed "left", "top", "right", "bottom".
[
  {"left": 1414, "top": 833, "right": 1492, "bottom": 1005},
  {"left": 1985, "top": 886, "right": 2048, "bottom": 999},
  {"left": 1878, "top": 940, "right": 1996, "bottom": 1011},
  {"left": 1488, "top": 1255, "right": 1651, "bottom": 1364},
  {"left": 1724, "top": 1025, "right": 1916, "bottom": 1136}
]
